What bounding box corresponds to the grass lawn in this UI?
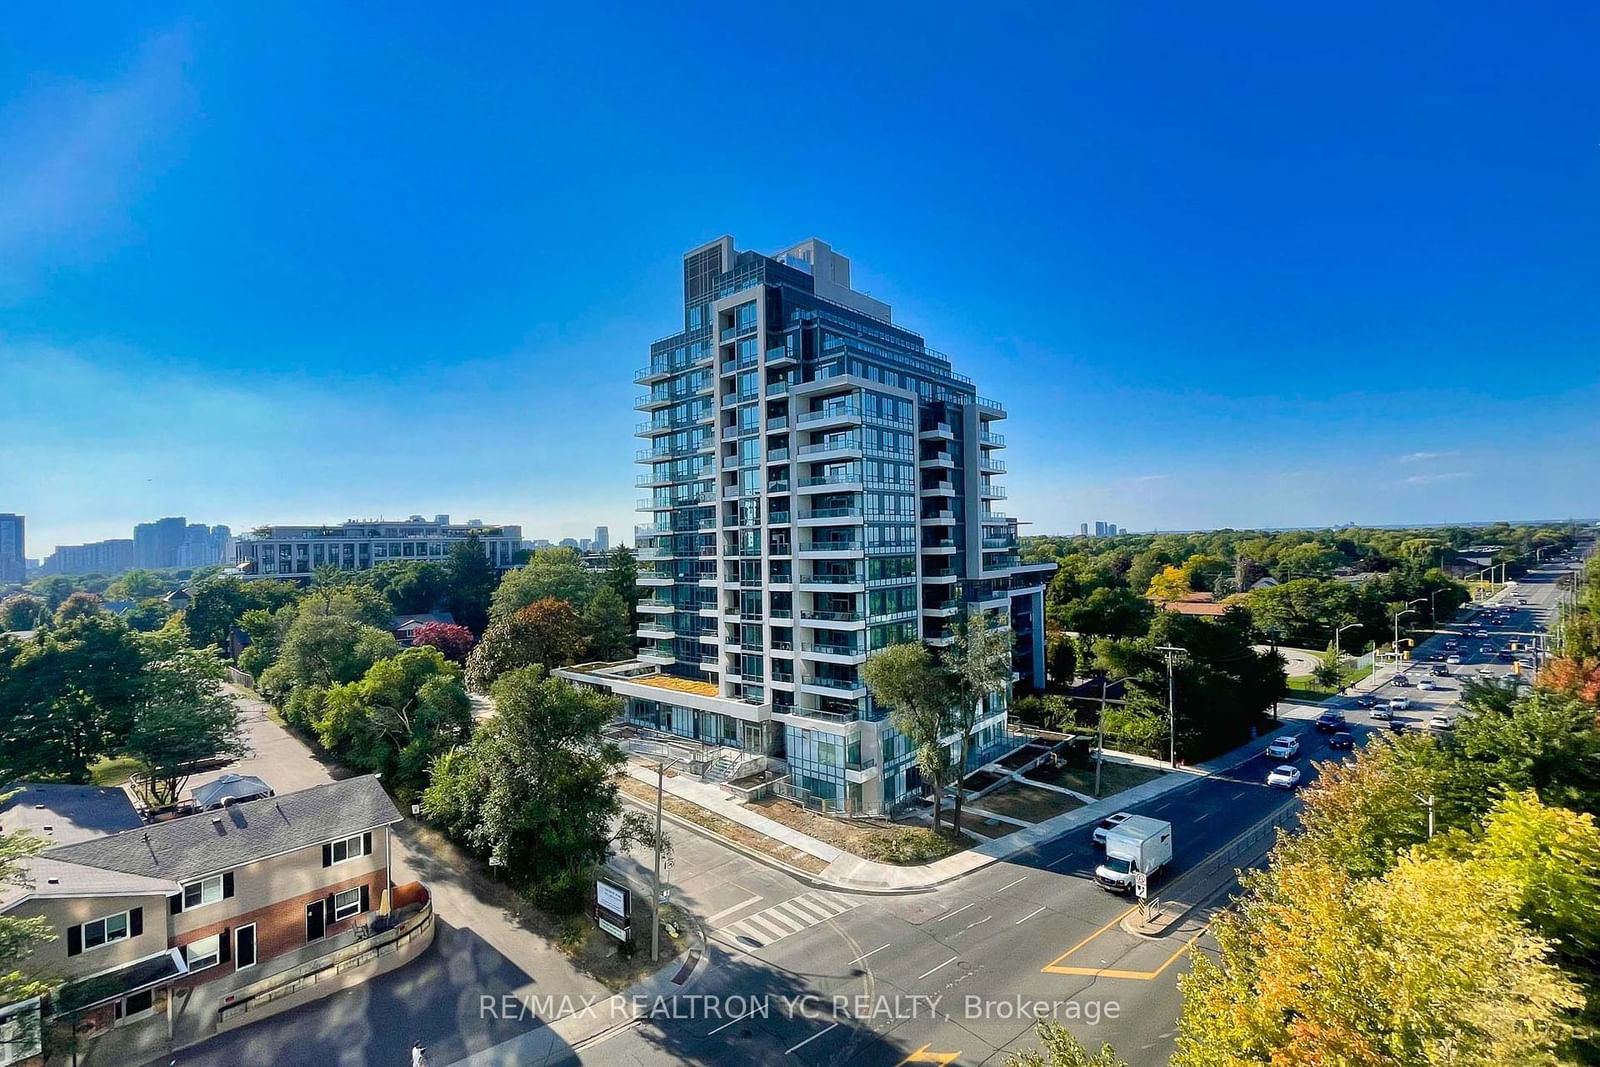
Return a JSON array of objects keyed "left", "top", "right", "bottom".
[
  {"left": 88, "top": 756, "right": 141, "bottom": 787},
  {"left": 1286, "top": 663, "right": 1374, "bottom": 701},
  {"left": 970, "top": 781, "right": 1082, "bottom": 824},
  {"left": 1026, "top": 758, "right": 1165, "bottom": 798},
  {"left": 749, "top": 795, "right": 975, "bottom": 865}
]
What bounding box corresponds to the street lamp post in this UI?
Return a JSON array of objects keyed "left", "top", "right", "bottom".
[
  {"left": 1393, "top": 608, "right": 1418, "bottom": 671},
  {"left": 1334, "top": 622, "right": 1359, "bottom": 662},
  {"left": 1155, "top": 645, "right": 1186, "bottom": 768}
]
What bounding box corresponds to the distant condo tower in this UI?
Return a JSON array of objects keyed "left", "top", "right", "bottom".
[{"left": 563, "top": 236, "right": 1054, "bottom": 815}]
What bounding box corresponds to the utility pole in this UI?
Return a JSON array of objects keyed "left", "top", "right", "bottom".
[
  {"left": 1095, "top": 673, "right": 1107, "bottom": 797},
  {"left": 1155, "top": 646, "right": 1185, "bottom": 767},
  {"left": 1393, "top": 608, "right": 1418, "bottom": 671},
  {"left": 652, "top": 759, "right": 666, "bottom": 963},
  {"left": 1414, "top": 792, "right": 1435, "bottom": 840}
]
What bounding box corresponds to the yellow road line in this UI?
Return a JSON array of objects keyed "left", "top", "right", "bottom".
[
  {"left": 1040, "top": 926, "right": 1206, "bottom": 980},
  {"left": 1040, "top": 904, "right": 1138, "bottom": 972}
]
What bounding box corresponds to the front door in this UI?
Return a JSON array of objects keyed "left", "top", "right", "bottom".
[{"left": 305, "top": 900, "right": 326, "bottom": 942}]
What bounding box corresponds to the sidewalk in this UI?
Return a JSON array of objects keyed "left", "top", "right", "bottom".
[
  {"left": 636, "top": 714, "right": 1326, "bottom": 895},
  {"left": 445, "top": 914, "right": 710, "bottom": 1066}
]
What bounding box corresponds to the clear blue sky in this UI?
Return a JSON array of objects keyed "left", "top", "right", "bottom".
[{"left": 4, "top": 5, "right": 1597, "bottom": 557}]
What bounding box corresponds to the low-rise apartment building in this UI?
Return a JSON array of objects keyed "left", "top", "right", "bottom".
[
  {"left": 0, "top": 776, "right": 426, "bottom": 1065},
  {"left": 235, "top": 515, "right": 523, "bottom": 578}
]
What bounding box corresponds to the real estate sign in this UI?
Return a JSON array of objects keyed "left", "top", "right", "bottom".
[{"left": 595, "top": 878, "right": 631, "bottom": 942}]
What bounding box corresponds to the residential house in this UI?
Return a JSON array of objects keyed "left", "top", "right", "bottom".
[
  {"left": 389, "top": 613, "right": 456, "bottom": 646},
  {"left": 0, "top": 776, "right": 426, "bottom": 1064}
]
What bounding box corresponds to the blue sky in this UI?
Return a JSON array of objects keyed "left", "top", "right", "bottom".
[{"left": 3, "top": 5, "right": 1597, "bottom": 557}]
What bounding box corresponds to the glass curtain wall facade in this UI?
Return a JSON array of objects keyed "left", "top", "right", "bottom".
[{"left": 630, "top": 237, "right": 1054, "bottom": 814}]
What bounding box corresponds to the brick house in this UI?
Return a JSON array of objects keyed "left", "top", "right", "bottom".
[{"left": 0, "top": 776, "right": 408, "bottom": 1063}]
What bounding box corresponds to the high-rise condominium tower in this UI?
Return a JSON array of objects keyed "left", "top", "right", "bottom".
[{"left": 563, "top": 237, "right": 1054, "bottom": 815}]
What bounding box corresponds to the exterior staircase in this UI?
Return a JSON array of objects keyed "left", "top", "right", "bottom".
[{"left": 700, "top": 749, "right": 741, "bottom": 784}]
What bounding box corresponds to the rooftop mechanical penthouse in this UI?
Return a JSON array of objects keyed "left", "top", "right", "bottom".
[{"left": 562, "top": 236, "right": 1054, "bottom": 816}]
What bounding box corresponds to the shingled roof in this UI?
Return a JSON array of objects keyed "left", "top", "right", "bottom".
[{"left": 43, "top": 775, "right": 401, "bottom": 885}]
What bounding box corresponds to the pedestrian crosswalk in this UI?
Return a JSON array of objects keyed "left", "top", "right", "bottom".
[{"left": 717, "top": 892, "right": 858, "bottom": 948}]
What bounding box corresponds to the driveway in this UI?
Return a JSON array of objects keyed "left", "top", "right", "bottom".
[{"left": 150, "top": 685, "right": 615, "bottom": 1065}]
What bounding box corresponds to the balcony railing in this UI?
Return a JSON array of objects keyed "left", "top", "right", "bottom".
[
  {"left": 798, "top": 406, "right": 862, "bottom": 425},
  {"left": 802, "top": 610, "right": 863, "bottom": 622}
]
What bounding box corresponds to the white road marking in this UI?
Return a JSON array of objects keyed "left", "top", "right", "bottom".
[
  {"left": 846, "top": 943, "right": 892, "bottom": 965},
  {"left": 786, "top": 1022, "right": 838, "bottom": 1054},
  {"left": 936, "top": 901, "right": 977, "bottom": 923},
  {"left": 708, "top": 1006, "right": 763, "bottom": 1035},
  {"left": 963, "top": 915, "right": 992, "bottom": 930},
  {"left": 917, "top": 955, "right": 960, "bottom": 981},
  {"left": 995, "top": 875, "right": 1028, "bottom": 893},
  {"left": 1015, "top": 906, "right": 1047, "bottom": 924},
  {"left": 719, "top": 892, "right": 859, "bottom": 949},
  {"left": 704, "top": 893, "right": 764, "bottom": 924}
]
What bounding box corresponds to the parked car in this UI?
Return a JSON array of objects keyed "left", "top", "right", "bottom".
[
  {"left": 1266, "top": 736, "right": 1300, "bottom": 760},
  {"left": 1092, "top": 811, "right": 1134, "bottom": 847},
  {"left": 1267, "top": 765, "right": 1303, "bottom": 789},
  {"left": 1314, "top": 711, "right": 1346, "bottom": 732},
  {"left": 1328, "top": 731, "right": 1355, "bottom": 751}
]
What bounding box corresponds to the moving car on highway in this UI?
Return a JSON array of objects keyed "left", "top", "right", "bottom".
[
  {"left": 1267, "top": 765, "right": 1302, "bottom": 789},
  {"left": 1266, "top": 736, "right": 1300, "bottom": 759}
]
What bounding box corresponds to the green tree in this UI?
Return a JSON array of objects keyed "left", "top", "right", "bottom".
[
  {"left": 946, "top": 609, "right": 1014, "bottom": 834},
  {"left": 0, "top": 595, "right": 42, "bottom": 632},
  {"left": 602, "top": 547, "right": 639, "bottom": 628},
  {"left": 316, "top": 646, "right": 472, "bottom": 795},
  {"left": 464, "top": 598, "right": 585, "bottom": 692},
  {"left": 444, "top": 533, "right": 498, "bottom": 635},
  {"left": 1310, "top": 646, "right": 1343, "bottom": 690},
  {"left": 257, "top": 614, "right": 397, "bottom": 701},
  {"left": 381, "top": 561, "right": 450, "bottom": 616},
  {"left": 1059, "top": 587, "right": 1153, "bottom": 639},
  {"left": 1007, "top": 1023, "right": 1127, "bottom": 1067},
  {"left": 582, "top": 585, "right": 635, "bottom": 661},
  {"left": 1045, "top": 633, "right": 1076, "bottom": 686},
  {"left": 862, "top": 643, "right": 955, "bottom": 831},
  {"left": 27, "top": 577, "right": 75, "bottom": 613},
  {"left": 0, "top": 821, "right": 54, "bottom": 1010},
  {"left": 0, "top": 613, "right": 148, "bottom": 781},
  {"left": 184, "top": 577, "right": 300, "bottom": 650},
  {"left": 490, "top": 547, "right": 594, "bottom": 621},
  {"left": 104, "top": 569, "right": 166, "bottom": 601},
  {"left": 121, "top": 647, "right": 247, "bottom": 808},
  {"left": 53, "top": 592, "right": 104, "bottom": 624},
  {"left": 421, "top": 666, "right": 637, "bottom": 910}
]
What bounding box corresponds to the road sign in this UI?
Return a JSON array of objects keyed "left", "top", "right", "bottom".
[
  {"left": 597, "top": 916, "right": 628, "bottom": 942},
  {"left": 1134, "top": 872, "right": 1149, "bottom": 900}
]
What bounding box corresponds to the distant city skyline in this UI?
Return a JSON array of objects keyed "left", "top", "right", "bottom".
[{"left": 3, "top": 9, "right": 1597, "bottom": 557}]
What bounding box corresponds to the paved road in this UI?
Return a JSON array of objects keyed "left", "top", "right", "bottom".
[{"left": 166, "top": 556, "right": 1591, "bottom": 1067}]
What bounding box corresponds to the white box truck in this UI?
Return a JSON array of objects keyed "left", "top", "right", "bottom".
[{"left": 1094, "top": 815, "right": 1174, "bottom": 893}]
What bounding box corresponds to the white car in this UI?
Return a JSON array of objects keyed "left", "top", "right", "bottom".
[
  {"left": 1267, "top": 765, "right": 1302, "bottom": 789},
  {"left": 1092, "top": 812, "right": 1134, "bottom": 847},
  {"left": 1429, "top": 715, "right": 1453, "bottom": 730},
  {"left": 1418, "top": 679, "right": 1436, "bottom": 690},
  {"left": 1447, "top": 655, "right": 1462, "bottom": 665},
  {"left": 1389, "top": 696, "right": 1411, "bottom": 711},
  {"left": 1265, "top": 736, "right": 1300, "bottom": 760}
]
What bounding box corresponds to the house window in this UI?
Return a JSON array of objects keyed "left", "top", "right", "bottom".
[
  {"left": 182, "top": 874, "right": 225, "bottom": 910},
  {"left": 83, "top": 911, "right": 130, "bottom": 951},
  {"left": 185, "top": 935, "right": 221, "bottom": 972},
  {"left": 332, "top": 887, "right": 362, "bottom": 922},
  {"left": 114, "top": 989, "right": 155, "bottom": 1024},
  {"left": 326, "top": 833, "right": 369, "bottom": 865}
]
